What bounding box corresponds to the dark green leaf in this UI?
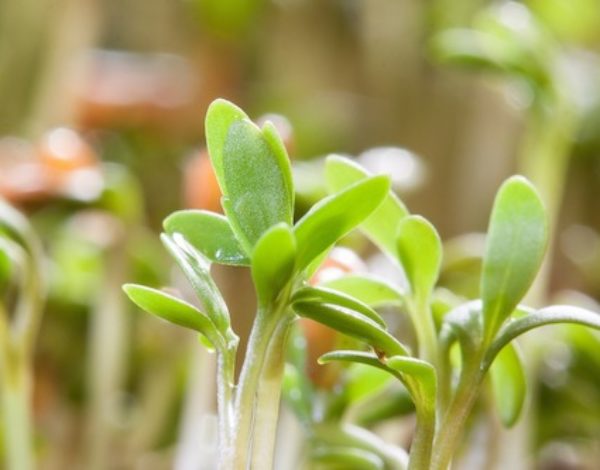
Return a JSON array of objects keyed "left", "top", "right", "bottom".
[
  {"left": 325, "top": 155, "right": 408, "bottom": 258},
  {"left": 251, "top": 223, "right": 296, "bottom": 305},
  {"left": 396, "top": 215, "right": 442, "bottom": 303},
  {"left": 292, "top": 285, "right": 386, "bottom": 327},
  {"left": 163, "top": 210, "right": 249, "bottom": 266},
  {"left": 123, "top": 284, "right": 220, "bottom": 348},
  {"left": 293, "top": 302, "right": 408, "bottom": 357},
  {"left": 321, "top": 274, "right": 404, "bottom": 308},
  {"left": 294, "top": 176, "right": 390, "bottom": 272},
  {"left": 481, "top": 176, "right": 548, "bottom": 342},
  {"left": 489, "top": 342, "right": 526, "bottom": 427}
]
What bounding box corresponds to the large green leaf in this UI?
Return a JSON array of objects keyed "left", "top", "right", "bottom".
[
  {"left": 160, "top": 233, "right": 231, "bottom": 334},
  {"left": 163, "top": 210, "right": 249, "bottom": 266},
  {"left": 293, "top": 302, "right": 407, "bottom": 357},
  {"left": 325, "top": 155, "right": 408, "bottom": 258},
  {"left": 292, "top": 285, "right": 386, "bottom": 327},
  {"left": 221, "top": 119, "right": 294, "bottom": 251},
  {"left": 321, "top": 274, "right": 404, "bottom": 308},
  {"left": 396, "top": 215, "right": 442, "bottom": 304},
  {"left": 251, "top": 223, "right": 296, "bottom": 305},
  {"left": 485, "top": 305, "right": 600, "bottom": 366},
  {"left": 489, "top": 342, "right": 526, "bottom": 427},
  {"left": 481, "top": 176, "right": 548, "bottom": 342},
  {"left": 294, "top": 176, "right": 390, "bottom": 272},
  {"left": 261, "top": 121, "right": 294, "bottom": 211},
  {"left": 123, "top": 284, "right": 220, "bottom": 348},
  {"left": 205, "top": 99, "right": 248, "bottom": 186}
]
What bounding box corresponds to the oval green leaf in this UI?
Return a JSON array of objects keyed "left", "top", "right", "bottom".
[
  {"left": 396, "top": 215, "right": 442, "bottom": 303},
  {"left": 321, "top": 274, "right": 405, "bottom": 308},
  {"left": 481, "top": 176, "right": 548, "bottom": 342},
  {"left": 292, "top": 285, "right": 386, "bottom": 327},
  {"left": 489, "top": 342, "right": 526, "bottom": 427},
  {"left": 251, "top": 223, "right": 296, "bottom": 305},
  {"left": 325, "top": 155, "right": 409, "bottom": 258},
  {"left": 293, "top": 301, "right": 408, "bottom": 357},
  {"left": 123, "top": 284, "right": 220, "bottom": 348},
  {"left": 164, "top": 210, "right": 249, "bottom": 266},
  {"left": 221, "top": 119, "right": 294, "bottom": 251},
  {"left": 294, "top": 175, "right": 390, "bottom": 272}
]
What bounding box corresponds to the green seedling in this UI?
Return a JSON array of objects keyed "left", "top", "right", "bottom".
[
  {"left": 0, "top": 200, "right": 45, "bottom": 470},
  {"left": 124, "top": 99, "right": 600, "bottom": 469}
]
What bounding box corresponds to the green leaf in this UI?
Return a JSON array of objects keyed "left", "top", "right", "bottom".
[
  {"left": 312, "top": 446, "right": 384, "bottom": 470},
  {"left": 485, "top": 305, "right": 600, "bottom": 367},
  {"left": 396, "top": 215, "right": 442, "bottom": 303},
  {"left": 251, "top": 223, "right": 296, "bottom": 305},
  {"left": 261, "top": 121, "right": 294, "bottom": 211},
  {"left": 293, "top": 302, "right": 408, "bottom": 357},
  {"left": 489, "top": 342, "right": 526, "bottom": 427},
  {"left": 205, "top": 99, "right": 248, "bottom": 186},
  {"left": 321, "top": 274, "right": 404, "bottom": 308},
  {"left": 163, "top": 210, "right": 249, "bottom": 266},
  {"left": 481, "top": 176, "right": 548, "bottom": 342},
  {"left": 161, "top": 233, "right": 231, "bottom": 335},
  {"left": 292, "top": 285, "right": 387, "bottom": 327},
  {"left": 220, "top": 119, "right": 294, "bottom": 251},
  {"left": 123, "top": 284, "right": 220, "bottom": 348},
  {"left": 294, "top": 176, "right": 390, "bottom": 272},
  {"left": 325, "top": 155, "right": 409, "bottom": 258},
  {"left": 346, "top": 363, "right": 394, "bottom": 403}
]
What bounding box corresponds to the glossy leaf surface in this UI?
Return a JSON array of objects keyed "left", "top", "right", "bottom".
[{"left": 163, "top": 210, "right": 249, "bottom": 266}]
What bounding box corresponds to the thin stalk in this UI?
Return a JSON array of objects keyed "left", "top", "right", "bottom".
[
  {"left": 408, "top": 408, "right": 436, "bottom": 470},
  {"left": 409, "top": 297, "right": 438, "bottom": 367},
  {"left": 216, "top": 345, "right": 237, "bottom": 466},
  {"left": 431, "top": 360, "right": 482, "bottom": 470},
  {"left": 249, "top": 318, "right": 292, "bottom": 469}
]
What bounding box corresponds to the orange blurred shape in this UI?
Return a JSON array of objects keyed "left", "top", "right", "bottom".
[
  {"left": 301, "top": 247, "right": 366, "bottom": 388},
  {"left": 184, "top": 149, "right": 223, "bottom": 212}
]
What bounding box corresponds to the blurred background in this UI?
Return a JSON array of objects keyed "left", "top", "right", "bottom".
[{"left": 1, "top": 0, "right": 600, "bottom": 468}]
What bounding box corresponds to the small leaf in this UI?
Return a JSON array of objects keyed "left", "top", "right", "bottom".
[
  {"left": 321, "top": 274, "right": 404, "bottom": 308},
  {"left": 481, "top": 176, "right": 548, "bottom": 342},
  {"left": 251, "top": 223, "right": 296, "bottom": 305},
  {"left": 489, "top": 342, "right": 526, "bottom": 427},
  {"left": 294, "top": 176, "right": 390, "bottom": 272},
  {"left": 325, "top": 155, "right": 409, "bottom": 258},
  {"left": 292, "top": 285, "right": 386, "bottom": 327},
  {"left": 205, "top": 99, "right": 248, "bottom": 186},
  {"left": 396, "top": 215, "right": 442, "bottom": 303},
  {"left": 220, "top": 119, "right": 294, "bottom": 251},
  {"left": 293, "top": 302, "right": 408, "bottom": 357},
  {"left": 312, "top": 445, "right": 384, "bottom": 470},
  {"left": 163, "top": 210, "right": 249, "bottom": 266},
  {"left": 261, "top": 121, "right": 294, "bottom": 211},
  {"left": 123, "top": 284, "right": 220, "bottom": 348},
  {"left": 161, "top": 233, "right": 231, "bottom": 334},
  {"left": 485, "top": 305, "right": 600, "bottom": 367}
]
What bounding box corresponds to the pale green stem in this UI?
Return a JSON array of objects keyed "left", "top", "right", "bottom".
[
  {"left": 409, "top": 297, "right": 438, "bottom": 367},
  {"left": 408, "top": 407, "right": 436, "bottom": 470},
  {"left": 230, "top": 309, "right": 281, "bottom": 470},
  {"left": 216, "top": 344, "right": 237, "bottom": 467},
  {"left": 431, "top": 360, "right": 482, "bottom": 470},
  {"left": 249, "top": 318, "right": 292, "bottom": 469}
]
